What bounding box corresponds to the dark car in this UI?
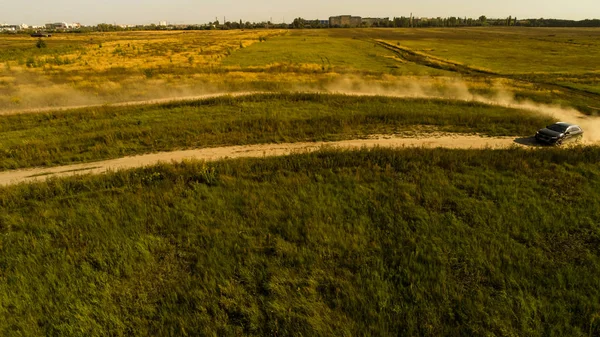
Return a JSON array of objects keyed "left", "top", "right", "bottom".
[
  {"left": 535, "top": 122, "right": 583, "bottom": 145},
  {"left": 30, "top": 32, "right": 52, "bottom": 38}
]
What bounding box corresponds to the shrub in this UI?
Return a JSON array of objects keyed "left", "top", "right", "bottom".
[
  {"left": 143, "top": 68, "right": 155, "bottom": 78},
  {"left": 36, "top": 38, "right": 47, "bottom": 49},
  {"left": 25, "top": 57, "right": 35, "bottom": 68}
]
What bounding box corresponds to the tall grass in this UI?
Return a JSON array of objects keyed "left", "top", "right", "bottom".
[
  {"left": 1, "top": 147, "right": 600, "bottom": 335},
  {"left": 0, "top": 93, "right": 553, "bottom": 170}
]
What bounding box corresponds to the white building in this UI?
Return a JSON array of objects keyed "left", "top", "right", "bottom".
[{"left": 0, "top": 24, "right": 16, "bottom": 31}]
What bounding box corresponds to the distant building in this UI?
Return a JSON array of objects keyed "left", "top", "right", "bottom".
[
  {"left": 0, "top": 24, "right": 20, "bottom": 31},
  {"left": 158, "top": 21, "right": 167, "bottom": 26},
  {"left": 46, "top": 22, "right": 70, "bottom": 29},
  {"left": 329, "top": 15, "right": 362, "bottom": 27},
  {"left": 0, "top": 25, "right": 16, "bottom": 32},
  {"left": 362, "top": 17, "right": 390, "bottom": 27}
]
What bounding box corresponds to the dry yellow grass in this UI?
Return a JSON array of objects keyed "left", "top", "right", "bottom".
[
  {"left": 0, "top": 30, "right": 292, "bottom": 109},
  {"left": 2, "top": 28, "right": 597, "bottom": 111}
]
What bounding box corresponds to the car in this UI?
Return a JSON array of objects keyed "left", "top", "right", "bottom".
[
  {"left": 535, "top": 122, "right": 583, "bottom": 145},
  {"left": 30, "top": 32, "right": 52, "bottom": 38}
]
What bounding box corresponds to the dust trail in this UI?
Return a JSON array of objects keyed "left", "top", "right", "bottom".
[
  {"left": 0, "top": 91, "right": 265, "bottom": 116},
  {"left": 2, "top": 73, "right": 598, "bottom": 141},
  {"left": 321, "top": 77, "right": 600, "bottom": 143}
]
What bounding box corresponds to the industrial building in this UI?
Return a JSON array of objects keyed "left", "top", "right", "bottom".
[{"left": 329, "top": 15, "right": 362, "bottom": 27}]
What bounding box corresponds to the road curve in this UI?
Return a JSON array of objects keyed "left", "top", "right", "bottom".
[{"left": 0, "top": 134, "right": 528, "bottom": 186}]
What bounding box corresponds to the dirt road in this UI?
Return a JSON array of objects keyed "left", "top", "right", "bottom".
[
  {"left": 1, "top": 91, "right": 597, "bottom": 186},
  {"left": 0, "top": 134, "right": 530, "bottom": 186}
]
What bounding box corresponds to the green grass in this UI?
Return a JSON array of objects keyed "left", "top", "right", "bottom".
[
  {"left": 376, "top": 27, "right": 600, "bottom": 99},
  {"left": 348, "top": 28, "right": 600, "bottom": 113},
  {"left": 347, "top": 27, "right": 600, "bottom": 75},
  {"left": 222, "top": 30, "right": 450, "bottom": 76},
  {"left": 0, "top": 93, "right": 554, "bottom": 170},
  {"left": 1, "top": 147, "right": 600, "bottom": 336}
]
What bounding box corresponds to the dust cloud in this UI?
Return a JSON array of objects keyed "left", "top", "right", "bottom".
[
  {"left": 320, "top": 77, "right": 600, "bottom": 143},
  {"left": 2, "top": 71, "right": 599, "bottom": 143}
]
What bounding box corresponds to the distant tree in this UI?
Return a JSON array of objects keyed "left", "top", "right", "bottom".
[
  {"left": 393, "top": 17, "right": 411, "bottom": 28},
  {"left": 292, "top": 18, "right": 306, "bottom": 29},
  {"left": 479, "top": 15, "right": 487, "bottom": 25}
]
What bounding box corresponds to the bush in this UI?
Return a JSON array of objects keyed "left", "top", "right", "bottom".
[
  {"left": 143, "top": 68, "right": 155, "bottom": 78},
  {"left": 25, "top": 57, "right": 35, "bottom": 68},
  {"left": 35, "top": 38, "right": 47, "bottom": 49}
]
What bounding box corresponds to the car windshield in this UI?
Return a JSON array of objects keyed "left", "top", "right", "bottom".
[{"left": 547, "top": 124, "right": 568, "bottom": 132}]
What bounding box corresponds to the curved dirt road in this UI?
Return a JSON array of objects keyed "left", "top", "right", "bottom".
[{"left": 1, "top": 134, "right": 533, "bottom": 186}]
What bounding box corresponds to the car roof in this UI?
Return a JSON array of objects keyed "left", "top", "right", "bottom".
[{"left": 554, "top": 122, "right": 577, "bottom": 127}]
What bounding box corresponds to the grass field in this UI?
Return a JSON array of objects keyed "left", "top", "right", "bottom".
[
  {"left": 0, "top": 30, "right": 287, "bottom": 108},
  {"left": 1, "top": 28, "right": 599, "bottom": 113},
  {"left": 359, "top": 27, "right": 600, "bottom": 74},
  {"left": 0, "top": 93, "right": 554, "bottom": 170},
  {"left": 222, "top": 30, "right": 449, "bottom": 76},
  {"left": 2, "top": 27, "right": 600, "bottom": 335},
  {"left": 1, "top": 148, "right": 600, "bottom": 336}
]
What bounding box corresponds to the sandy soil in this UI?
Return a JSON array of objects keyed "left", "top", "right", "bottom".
[{"left": 0, "top": 134, "right": 530, "bottom": 186}]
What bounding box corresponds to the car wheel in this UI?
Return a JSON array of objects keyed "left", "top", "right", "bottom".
[{"left": 555, "top": 139, "right": 563, "bottom": 146}]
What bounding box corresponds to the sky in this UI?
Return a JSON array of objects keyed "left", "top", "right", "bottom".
[{"left": 2, "top": 0, "right": 599, "bottom": 26}]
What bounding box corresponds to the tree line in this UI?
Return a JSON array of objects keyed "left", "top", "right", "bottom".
[{"left": 5, "top": 16, "right": 600, "bottom": 35}]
